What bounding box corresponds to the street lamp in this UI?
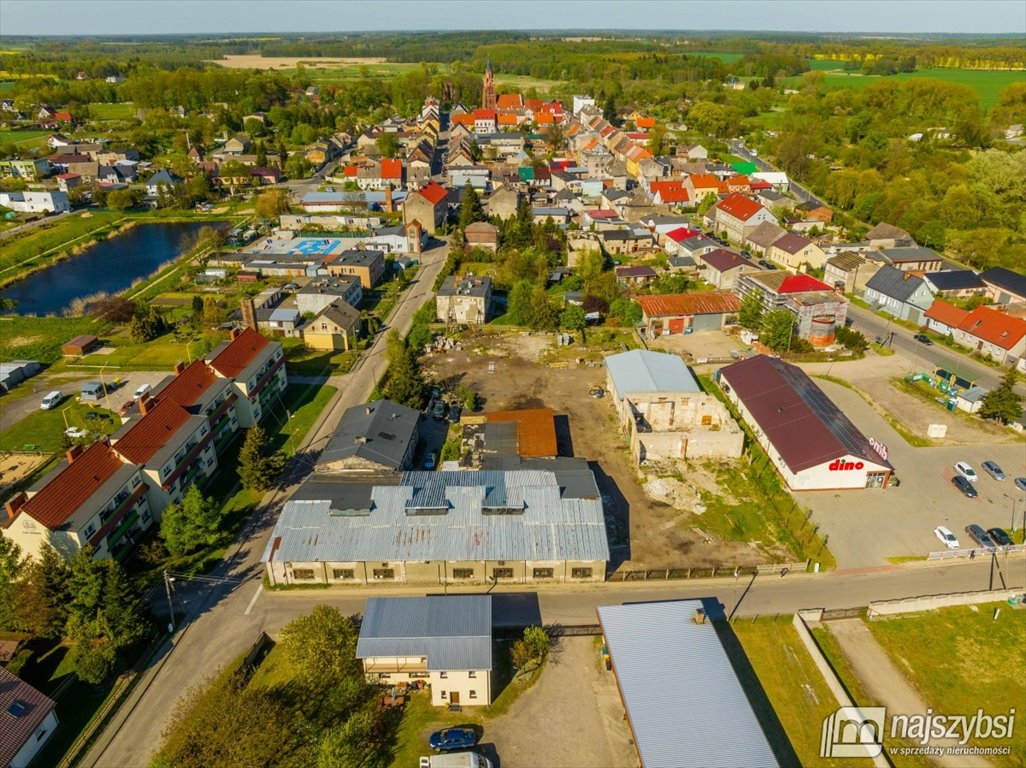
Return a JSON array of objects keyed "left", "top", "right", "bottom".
[{"left": 163, "top": 570, "right": 177, "bottom": 634}]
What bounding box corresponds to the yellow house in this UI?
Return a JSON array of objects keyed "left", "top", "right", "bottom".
[{"left": 302, "top": 299, "right": 361, "bottom": 352}]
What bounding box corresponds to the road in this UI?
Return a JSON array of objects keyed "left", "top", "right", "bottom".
[
  {"left": 0, "top": 208, "right": 81, "bottom": 240},
  {"left": 82, "top": 234, "right": 451, "bottom": 768},
  {"left": 846, "top": 304, "right": 1025, "bottom": 396}
]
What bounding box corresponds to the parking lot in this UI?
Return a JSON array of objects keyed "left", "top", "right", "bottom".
[{"left": 795, "top": 379, "right": 1026, "bottom": 568}]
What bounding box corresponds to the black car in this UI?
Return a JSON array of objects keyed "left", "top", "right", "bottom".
[
  {"left": 964, "top": 523, "right": 995, "bottom": 548},
  {"left": 987, "top": 528, "right": 1014, "bottom": 547},
  {"left": 952, "top": 475, "right": 978, "bottom": 498},
  {"left": 913, "top": 334, "right": 934, "bottom": 346},
  {"left": 432, "top": 399, "right": 448, "bottom": 420},
  {"left": 447, "top": 404, "right": 462, "bottom": 423}
]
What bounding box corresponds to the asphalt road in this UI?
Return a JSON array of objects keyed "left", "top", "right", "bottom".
[
  {"left": 846, "top": 304, "right": 1025, "bottom": 395},
  {"left": 82, "top": 236, "right": 451, "bottom": 768}
]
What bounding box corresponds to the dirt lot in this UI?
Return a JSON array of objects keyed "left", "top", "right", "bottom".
[
  {"left": 208, "top": 54, "right": 387, "bottom": 69},
  {"left": 488, "top": 636, "right": 638, "bottom": 768},
  {"left": 420, "top": 329, "right": 768, "bottom": 570},
  {"left": 0, "top": 452, "right": 50, "bottom": 497}
]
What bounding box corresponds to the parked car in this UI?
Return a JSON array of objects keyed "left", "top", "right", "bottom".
[
  {"left": 964, "top": 524, "right": 995, "bottom": 549},
  {"left": 953, "top": 462, "right": 978, "bottom": 482},
  {"left": 934, "top": 526, "right": 960, "bottom": 549},
  {"left": 981, "top": 461, "right": 1006, "bottom": 481},
  {"left": 133, "top": 383, "right": 152, "bottom": 400},
  {"left": 119, "top": 399, "right": 135, "bottom": 415},
  {"left": 282, "top": 282, "right": 299, "bottom": 291},
  {"left": 448, "top": 405, "right": 462, "bottom": 424},
  {"left": 1015, "top": 477, "right": 1026, "bottom": 493},
  {"left": 432, "top": 400, "right": 447, "bottom": 420},
  {"left": 80, "top": 381, "right": 104, "bottom": 402},
  {"left": 913, "top": 333, "right": 933, "bottom": 346},
  {"left": 428, "top": 728, "right": 477, "bottom": 752},
  {"left": 39, "top": 391, "right": 63, "bottom": 410},
  {"left": 423, "top": 451, "right": 437, "bottom": 470},
  {"left": 987, "top": 528, "right": 1014, "bottom": 547},
  {"left": 951, "top": 476, "right": 978, "bottom": 498}
]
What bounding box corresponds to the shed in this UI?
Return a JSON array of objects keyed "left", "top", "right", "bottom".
[{"left": 61, "top": 335, "right": 99, "bottom": 357}]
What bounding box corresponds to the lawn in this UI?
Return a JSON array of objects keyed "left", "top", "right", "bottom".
[
  {"left": 732, "top": 616, "right": 851, "bottom": 768},
  {"left": 87, "top": 102, "right": 135, "bottom": 120},
  {"left": 267, "top": 382, "right": 337, "bottom": 456},
  {"left": 866, "top": 604, "right": 1026, "bottom": 768},
  {"left": 0, "top": 128, "right": 51, "bottom": 148},
  {"left": 0, "top": 313, "right": 108, "bottom": 363},
  {"left": 0, "top": 397, "right": 120, "bottom": 453},
  {"left": 686, "top": 51, "right": 745, "bottom": 63}
]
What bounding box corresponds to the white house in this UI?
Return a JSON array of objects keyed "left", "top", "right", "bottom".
[
  {"left": 0, "top": 667, "right": 60, "bottom": 768},
  {"left": 0, "top": 190, "right": 70, "bottom": 214}
]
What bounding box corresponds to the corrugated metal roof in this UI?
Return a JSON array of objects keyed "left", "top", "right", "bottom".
[
  {"left": 597, "top": 600, "right": 780, "bottom": 768},
  {"left": 357, "top": 596, "right": 492, "bottom": 671},
  {"left": 605, "top": 350, "right": 699, "bottom": 397},
  {"left": 262, "top": 468, "right": 609, "bottom": 564}
]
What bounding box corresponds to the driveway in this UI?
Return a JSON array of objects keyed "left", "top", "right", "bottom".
[
  {"left": 794, "top": 379, "right": 1026, "bottom": 568},
  {"left": 488, "top": 636, "right": 638, "bottom": 768}
]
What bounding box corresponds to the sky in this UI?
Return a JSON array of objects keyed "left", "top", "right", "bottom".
[{"left": 1, "top": 0, "right": 1024, "bottom": 36}]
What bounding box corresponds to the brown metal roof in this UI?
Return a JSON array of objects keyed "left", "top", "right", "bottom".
[
  {"left": 485, "top": 408, "right": 558, "bottom": 458},
  {"left": 636, "top": 291, "right": 741, "bottom": 318}
]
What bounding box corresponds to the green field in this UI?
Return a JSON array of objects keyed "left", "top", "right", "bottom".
[
  {"left": 297, "top": 61, "right": 565, "bottom": 91},
  {"left": 0, "top": 397, "right": 120, "bottom": 453},
  {"left": 0, "top": 210, "right": 124, "bottom": 279},
  {"left": 0, "top": 128, "right": 51, "bottom": 148},
  {"left": 867, "top": 603, "right": 1025, "bottom": 768},
  {"left": 785, "top": 67, "right": 1022, "bottom": 109},
  {"left": 0, "top": 314, "right": 108, "bottom": 363},
  {"left": 686, "top": 51, "right": 745, "bottom": 63},
  {"left": 0, "top": 80, "right": 15, "bottom": 91},
  {"left": 87, "top": 102, "right": 135, "bottom": 120}
]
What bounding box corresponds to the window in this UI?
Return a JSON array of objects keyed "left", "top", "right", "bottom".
[
  {"left": 373, "top": 568, "right": 395, "bottom": 580},
  {"left": 468, "top": 671, "right": 476, "bottom": 678},
  {"left": 83, "top": 524, "right": 96, "bottom": 539},
  {"left": 440, "top": 690, "right": 447, "bottom": 698},
  {"left": 532, "top": 568, "right": 554, "bottom": 579},
  {"left": 131, "top": 475, "right": 141, "bottom": 488},
  {"left": 292, "top": 569, "right": 315, "bottom": 580},
  {"left": 439, "top": 671, "right": 448, "bottom": 679},
  {"left": 332, "top": 568, "right": 355, "bottom": 580},
  {"left": 492, "top": 567, "right": 513, "bottom": 580},
  {"left": 469, "top": 690, "right": 477, "bottom": 699},
  {"left": 141, "top": 508, "right": 152, "bottom": 522},
  {"left": 572, "top": 567, "right": 593, "bottom": 579},
  {"left": 452, "top": 568, "right": 474, "bottom": 579}
]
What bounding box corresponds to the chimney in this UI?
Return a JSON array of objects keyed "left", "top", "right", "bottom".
[
  {"left": 384, "top": 184, "right": 393, "bottom": 213},
  {"left": 902, "top": 272, "right": 910, "bottom": 281},
  {"left": 237, "top": 303, "right": 254, "bottom": 334},
  {"left": 173, "top": 361, "right": 186, "bottom": 376},
  {"left": 355, "top": 435, "right": 368, "bottom": 444},
  {"left": 139, "top": 393, "right": 154, "bottom": 416},
  {"left": 4, "top": 492, "right": 27, "bottom": 522},
  {"left": 693, "top": 607, "right": 706, "bottom": 624},
  {"left": 366, "top": 405, "right": 374, "bottom": 415},
  {"left": 66, "top": 444, "right": 84, "bottom": 464}
]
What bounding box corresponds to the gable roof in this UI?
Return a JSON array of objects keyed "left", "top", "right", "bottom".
[
  {"left": 922, "top": 270, "right": 985, "bottom": 292},
  {"left": 649, "top": 180, "right": 690, "bottom": 203},
  {"left": 19, "top": 442, "right": 128, "bottom": 529},
  {"left": 865, "top": 265, "right": 929, "bottom": 303},
  {"left": 113, "top": 399, "right": 194, "bottom": 464},
  {"left": 636, "top": 292, "right": 741, "bottom": 318},
  {"left": 770, "top": 232, "right": 816, "bottom": 255},
  {"left": 665, "top": 226, "right": 702, "bottom": 243},
  {"left": 0, "top": 667, "right": 57, "bottom": 768},
  {"left": 865, "top": 222, "right": 911, "bottom": 241},
  {"left": 155, "top": 360, "right": 218, "bottom": 408},
  {"left": 413, "top": 181, "right": 448, "bottom": 206},
  {"left": 714, "top": 193, "right": 766, "bottom": 222},
  {"left": 979, "top": 267, "right": 1026, "bottom": 300},
  {"left": 956, "top": 306, "right": 1026, "bottom": 350},
  {"left": 380, "top": 158, "right": 402, "bottom": 180},
  {"left": 880, "top": 246, "right": 943, "bottom": 264},
  {"left": 315, "top": 298, "right": 360, "bottom": 329},
  {"left": 319, "top": 399, "right": 420, "bottom": 470},
  {"left": 208, "top": 328, "right": 270, "bottom": 379},
  {"left": 615, "top": 265, "right": 658, "bottom": 279},
  {"left": 924, "top": 300, "right": 970, "bottom": 328},
  {"left": 720, "top": 355, "right": 891, "bottom": 473},
  {"left": 605, "top": 350, "right": 699, "bottom": 395},
  {"left": 745, "top": 220, "right": 787, "bottom": 248},
  {"left": 700, "top": 248, "right": 752, "bottom": 273}
]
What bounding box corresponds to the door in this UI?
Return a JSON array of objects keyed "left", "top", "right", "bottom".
[
  {"left": 450, "top": 691, "right": 460, "bottom": 705},
  {"left": 668, "top": 317, "right": 686, "bottom": 334}
]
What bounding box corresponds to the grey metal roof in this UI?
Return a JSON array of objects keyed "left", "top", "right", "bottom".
[
  {"left": 318, "top": 399, "right": 420, "bottom": 471},
  {"left": 865, "top": 265, "right": 928, "bottom": 303},
  {"left": 597, "top": 600, "right": 780, "bottom": 768},
  {"left": 880, "top": 246, "right": 942, "bottom": 263},
  {"left": 357, "top": 596, "right": 492, "bottom": 671},
  {"left": 605, "top": 350, "right": 699, "bottom": 398},
  {"left": 262, "top": 468, "right": 609, "bottom": 564}
]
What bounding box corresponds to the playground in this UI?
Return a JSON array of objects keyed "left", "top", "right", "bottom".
[{"left": 243, "top": 234, "right": 348, "bottom": 257}]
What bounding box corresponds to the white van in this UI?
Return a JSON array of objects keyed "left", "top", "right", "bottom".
[
  {"left": 420, "top": 754, "right": 493, "bottom": 768},
  {"left": 133, "top": 383, "right": 151, "bottom": 400},
  {"left": 40, "top": 391, "right": 63, "bottom": 410}
]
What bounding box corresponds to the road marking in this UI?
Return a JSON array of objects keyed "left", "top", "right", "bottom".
[{"left": 244, "top": 584, "right": 263, "bottom": 615}]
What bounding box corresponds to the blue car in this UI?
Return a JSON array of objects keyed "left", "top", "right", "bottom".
[{"left": 429, "top": 728, "right": 477, "bottom": 752}]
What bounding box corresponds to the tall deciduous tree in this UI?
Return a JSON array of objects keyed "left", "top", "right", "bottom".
[
  {"left": 161, "top": 485, "right": 224, "bottom": 556},
  {"left": 738, "top": 294, "right": 764, "bottom": 330},
  {"left": 17, "top": 542, "right": 70, "bottom": 638},
  {"left": 0, "top": 536, "right": 26, "bottom": 631},
  {"left": 279, "top": 605, "right": 362, "bottom": 687},
  {"left": 318, "top": 710, "right": 383, "bottom": 768},
  {"left": 458, "top": 181, "right": 485, "bottom": 229},
  {"left": 761, "top": 309, "right": 796, "bottom": 352}
]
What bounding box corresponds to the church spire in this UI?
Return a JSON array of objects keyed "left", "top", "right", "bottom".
[{"left": 482, "top": 59, "right": 496, "bottom": 111}]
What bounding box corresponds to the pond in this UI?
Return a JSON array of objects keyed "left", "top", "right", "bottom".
[{"left": 0, "top": 221, "right": 218, "bottom": 316}]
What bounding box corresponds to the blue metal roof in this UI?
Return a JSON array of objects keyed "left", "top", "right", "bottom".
[
  {"left": 598, "top": 600, "right": 780, "bottom": 768},
  {"left": 605, "top": 350, "right": 699, "bottom": 398}
]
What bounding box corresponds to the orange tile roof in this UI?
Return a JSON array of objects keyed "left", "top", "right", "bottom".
[
  {"left": 635, "top": 116, "right": 656, "bottom": 129},
  {"left": 21, "top": 442, "right": 126, "bottom": 529},
  {"left": 451, "top": 113, "right": 474, "bottom": 127},
  {"left": 924, "top": 300, "right": 970, "bottom": 328},
  {"left": 650, "top": 180, "right": 689, "bottom": 203},
  {"left": 715, "top": 193, "right": 766, "bottom": 222},
  {"left": 209, "top": 328, "right": 270, "bottom": 379},
  {"left": 156, "top": 361, "right": 217, "bottom": 408},
  {"left": 471, "top": 109, "right": 496, "bottom": 121},
  {"left": 687, "top": 173, "right": 719, "bottom": 189},
  {"left": 497, "top": 112, "right": 519, "bottom": 125},
  {"left": 415, "top": 180, "right": 448, "bottom": 206},
  {"left": 497, "top": 93, "right": 523, "bottom": 109},
  {"left": 636, "top": 291, "right": 742, "bottom": 317},
  {"left": 486, "top": 407, "right": 557, "bottom": 458},
  {"left": 114, "top": 400, "right": 193, "bottom": 465},
  {"left": 380, "top": 158, "right": 403, "bottom": 179},
  {"left": 957, "top": 306, "right": 1026, "bottom": 350},
  {"left": 535, "top": 112, "right": 556, "bottom": 124}
]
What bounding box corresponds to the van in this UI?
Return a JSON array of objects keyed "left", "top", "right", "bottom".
[
  {"left": 80, "top": 382, "right": 104, "bottom": 402},
  {"left": 40, "top": 391, "right": 64, "bottom": 410},
  {"left": 133, "top": 383, "right": 152, "bottom": 400}
]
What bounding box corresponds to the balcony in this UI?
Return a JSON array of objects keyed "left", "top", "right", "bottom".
[
  {"left": 162, "top": 433, "right": 214, "bottom": 490},
  {"left": 248, "top": 355, "right": 286, "bottom": 401},
  {"left": 363, "top": 659, "right": 428, "bottom": 673}
]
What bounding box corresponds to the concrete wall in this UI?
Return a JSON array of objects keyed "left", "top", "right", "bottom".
[
  {"left": 626, "top": 393, "right": 744, "bottom": 463},
  {"left": 866, "top": 589, "right": 1022, "bottom": 618}
]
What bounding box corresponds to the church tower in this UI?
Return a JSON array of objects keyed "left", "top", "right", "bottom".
[{"left": 482, "top": 59, "right": 496, "bottom": 110}]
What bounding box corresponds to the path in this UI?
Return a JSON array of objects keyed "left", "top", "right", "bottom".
[
  {"left": 0, "top": 208, "right": 83, "bottom": 241},
  {"left": 828, "top": 619, "right": 993, "bottom": 768}
]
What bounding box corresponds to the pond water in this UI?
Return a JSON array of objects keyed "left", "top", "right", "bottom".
[{"left": 0, "top": 221, "right": 215, "bottom": 315}]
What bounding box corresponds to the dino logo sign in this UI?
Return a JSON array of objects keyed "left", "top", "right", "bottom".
[{"left": 829, "top": 458, "right": 865, "bottom": 472}]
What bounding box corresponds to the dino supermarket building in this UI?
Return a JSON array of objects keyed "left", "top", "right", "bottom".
[{"left": 718, "top": 355, "right": 893, "bottom": 491}]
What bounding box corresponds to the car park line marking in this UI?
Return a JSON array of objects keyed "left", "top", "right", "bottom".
[{"left": 244, "top": 584, "right": 263, "bottom": 615}]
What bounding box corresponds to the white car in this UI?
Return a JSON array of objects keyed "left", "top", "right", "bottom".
[
  {"left": 934, "top": 526, "right": 960, "bottom": 550},
  {"left": 64, "top": 427, "right": 89, "bottom": 439},
  {"left": 953, "top": 462, "right": 978, "bottom": 482}
]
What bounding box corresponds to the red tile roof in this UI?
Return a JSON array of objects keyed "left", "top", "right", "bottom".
[
  {"left": 415, "top": 181, "right": 448, "bottom": 206},
  {"left": 0, "top": 667, "right": 57, "bottom": 768},
  {"left": 21, "top": 442, "right": 126, "bottom": 529},
  {"left": 343, "top": 165, "right": 358, "bottom": 177},
  {"left": 156, "top": 360, "right": 217, "bottom": 408},
  {"left": 535, "top": 112, "right": 556, "bottom": 125},
  {"left": 209, "top": 328, "right": 269, "bottom": 379},
  {"left": 113, "top": 400, "right": 193, "bottom": 465},
  {"left": 924, "top": 300, "right": 970, "bottom": 328},
  {"left": 497, "top": 93, "right": 523, "bottom": 109},
  {"left": 957, "top": 306, "right": 1026, "bottom": 350},
  {"left": 497, "top": 112, "right": 519, "bottom": 125},
  {"left": 471, "top": 109, "right": 496, "bottom": 121},
  {"left": 585, "top": 209, "right": 618, "bottom": 219},
  {"left": 450, "top": 113, "right": 474, "bottom": 127},
  {"left": 777, "top": 274, "right": 833, "bottom": 293},
  {"left": 636, "top": 291, "right": 741, "bottom": 317},
  {"left": 486, "top": 407, "right": 557, "bottom": 457},
  {"left": 649, "top": 180, "right": 690, "bottom": 204},
  {"left": 715, "top": 193, "right": 766, "bottom": 222},
  {"left": 380, "top": 158, "right": 403, "bottom": 180}
]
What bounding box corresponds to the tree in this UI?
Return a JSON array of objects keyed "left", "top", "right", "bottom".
[
  {"left": 647, "top": 123, "right": 668, "bottom": 156},
  {"left": 603, "top": 94, "right": 619, "bottom": 126},
  {"left": 284, "top": 154, "right": 312, "bottom": 180},
  {"left": 218, "top": 160, "right": 253, "bottom": 196},
  {"left": 609, "top": 298, "right": 642, "bottom": 327},
  {"left": 107, "top": 188, "right": 141, "bottom": 211},
  {"left": 761, "top": 309, "right": 796, "bottom": 352},
  {"left": 560, "top": 303, "right": 587, "bottom": 338},
  {"left": 738, "top": 294, "right": 764, "bottom": 330},
  {"left": 279, "top": 605, "right": 362, "bottom": 687},
  {"left": 507, "top": 280, "right": 534, "bottom": 325},
  {"left": 382, "top": 331, "right": 425, "bottom": 408},
  {"left": 255, "top": 189, "right": 290, "bottom": 220},
  {"left": 528, "top": 287, "right": 559, "bottom": 331},
  {"left": 834, "top": 325, "right": 868, "bottom": 353},
  {"left": 161, "top": 485, "right": 224, "bottom": 556},
  {"left": 696, "top": 191, "right": 718, "bottom": 217},
  {"left": 130, "top": 303, "right": 167, "bottom": 343},
  {"left": 457, "top": 181, "right": 485, "bottom": 229},
  {"left": 17, "top": 542, "right": 70, "bottom": 638},
  {"left": 375, "top": 132, "right": 400, "bottom": 158},
  {"left": 237, "top": 425, "right": 283, "bottom": 492},
  {"left": 511, "top": 625, "right": 551, "bottom": 674},
  {"left": 979, "top": 368, "right": 1022, "bottom": 424},
  {"left": 0, "top": 536, "right": 26, "bottom": 631},
  {"left": 317, "top": 710, "right": 383, "bottom": 768}
]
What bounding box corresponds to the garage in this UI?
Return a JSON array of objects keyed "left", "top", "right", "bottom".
[
  {"left": 668, "top": 317, "right": 686, "bottom": 334},
  {"left": 718, "top": 355, "right": 893, "bottom": 491},
  {"left": 637, "top": 292, "right": 741, "bottom": 337}
]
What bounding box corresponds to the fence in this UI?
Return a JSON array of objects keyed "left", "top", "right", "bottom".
[
  {"left": 544, "top": 623, "right": 602, "bottom": 637},
  {"left": 927, "top": 544, "right": 1024, "bottom": 561},
  {"left": 608, "top": 560, "right": 809, "bottom": 581},
  {"left": 867, "top": 589, "right": 1024, "bottom": 619}
]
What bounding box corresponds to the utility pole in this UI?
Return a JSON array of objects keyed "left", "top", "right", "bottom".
[{"left": 163, "top": 570, "right": 176, "bottom": 635}]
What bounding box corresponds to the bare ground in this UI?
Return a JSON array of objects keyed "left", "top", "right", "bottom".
[{"left": 208, "top": 55, "right": 388, "bottom": 69}]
